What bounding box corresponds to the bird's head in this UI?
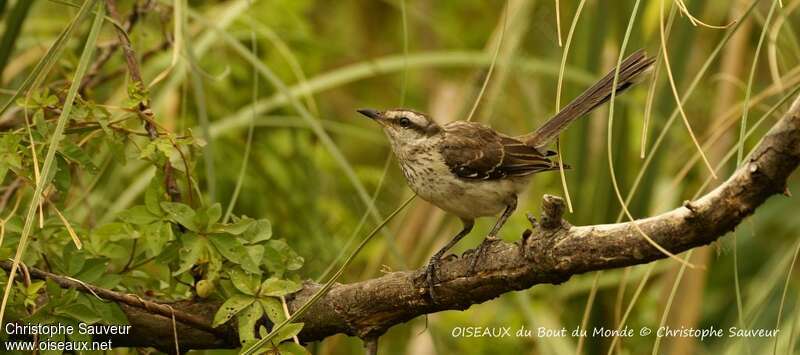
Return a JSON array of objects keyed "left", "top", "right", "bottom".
[{"left": 357, "top": 108, "right": 442, "bottom": 147}]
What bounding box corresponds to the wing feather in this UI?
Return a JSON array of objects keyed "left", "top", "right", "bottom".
[{"left": 440, "top": 122, "right": 562, "bottom": 180}]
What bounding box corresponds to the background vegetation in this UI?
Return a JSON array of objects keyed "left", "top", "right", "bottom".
[{"left": 0, "top": 0, "right": 799, "bottom": 354}]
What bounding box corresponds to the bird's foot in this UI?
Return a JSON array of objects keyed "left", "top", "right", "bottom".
[
  {"left": 469, "top": 235, "right": 500, "bottom": 273},
  {"left": 425, "top": 256, "right": 441, "bottom": 303}
]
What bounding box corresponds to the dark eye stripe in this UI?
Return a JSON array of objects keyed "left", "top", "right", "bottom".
[{"left": 392, "top": 113, "right": 440, "bottom": 136}]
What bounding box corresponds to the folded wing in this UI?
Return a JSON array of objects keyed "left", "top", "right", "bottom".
[{"left": 440, "top": 122, "right": 560, "bottom": 180}]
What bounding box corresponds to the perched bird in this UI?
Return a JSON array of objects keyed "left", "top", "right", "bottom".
[{"left": 358, "top": 50, "right": 654, "bottom": 301}]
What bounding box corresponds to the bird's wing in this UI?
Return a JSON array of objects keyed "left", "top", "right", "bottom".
[{"left": 440, "top": 122, "right": 558, "bottom": 180}]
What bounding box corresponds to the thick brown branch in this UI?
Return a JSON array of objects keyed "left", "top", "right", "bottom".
[{"left": 2, "top": 95, "right": 799, "bottom": 350}]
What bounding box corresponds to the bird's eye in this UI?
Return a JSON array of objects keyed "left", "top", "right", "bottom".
[{"left": 398, "top": 117, "right": 412, "bottom": 128}]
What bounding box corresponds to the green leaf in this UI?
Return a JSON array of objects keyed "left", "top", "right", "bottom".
[
  {"left": 95, "top": 274, "right": 121, "bottom": 289},
  {"left": 93, "top": 243, "right": 128, "bottom": 263},
  {"left": 212, "top": 294, "right": 255, "bottom": 327},
  {"left": 142, "top": 221, "right": 172, "bottom": 257},
  {"left": 160, "top": 202, "right": 198, "bottom": 231},
  {"left": 263, "top": 240, "right": 304, "bottom": 276},
  {"left": 240, "top": 244, "right": 264, "bottom": 275},
  {"left": 237, "top": 303, "right": 264, "bottom": 344},
  {"left": 207, "top": 246, "right": 223, "bottom": 282},
  {"left": 215, "top": 216, "right": 254, "bottom": 235},
  {"left": 155, "top": 241, "right": 180, "bottom": 265},
  {"left": 145, "top": 175, "right": 165, "bottom": 215},
  {"left": 174, "top": 233, "right": 207, "bottom": 275},
  {"left": 118, "top": 205, "right": 160, "bottom": 225},
  {"left": 86, "top": 295, "right": 119, "bottom": 322},
  {"left": 229, "top": 268, "right": 261, "bottom": 296},
  {"left": 195, "top": 203, "right": 222, "bottom": 231},
  {"left": 75, "top": 258, "right": 108, "bottom": 283},
  {"left": 53, "top": 155, "right": 72, "bottom": 193},
  {"left": 25, "top": 280, "right": 46, "bottom": 298},
  {"left": 93, "top": 299, "right": 128, "bottom": 326},
  {"left": 55, "top": 302, "right": 101, "bottom": 324},
  {"left": 59, "top": 140, "right": 98, "bottom": 173},
  {"left": 154, "top": 137, "right": 174, "bottom": 156},
  {"left": 0, "top": 162, "right": 7, "bottom": 184},
  {"left": 207, "top": 203, "right": 222, "bottom": 226},
  {"left": 273, "top": 323, "right": 303, "bottom": 342},
  {"left": 64, "top": 243, "right": 85, "bottom": 275},
  {"left": 259, "top": 277, "right": 302, "bottom": 297},
  {"left": 259, "top": 297, "right": 285, "bottom": 324},
  {"left": 92, "top": 222, "right": 135, "bottom": 242},
  {"left": 243, "top": 219, "right": 272, "bottom": 243},
  {"left": 0, "top": 133, "right": 22, "bottom": 182},
  {"left": 263, "top": 242, "right": 285, "bottom": 276},
  {"left": 33, "top": 109, "right": 49, "bottom": 137},
  {"left": 277, "top": 342, "right": 310, "bottom": 355},
  {"left": 139, "top": 140, "right": 157, "bottom": 160},
  {"left": 0, "top": 133, "right": 22, "bottom": 154},
  {"left": 207, "top": 234, "right": 245, "bottom": 263}
]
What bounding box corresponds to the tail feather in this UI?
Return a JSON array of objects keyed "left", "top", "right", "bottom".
[{"left": 522, "top": 49, "right": 655, "bottom": 148}]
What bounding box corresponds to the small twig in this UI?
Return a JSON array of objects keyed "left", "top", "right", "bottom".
[
  {"left": 0, "top": 179, "right": 23, "bottom": 213},
  {"left": 105, "top": 0, "right": 145, "bottom": 87},
  {"left": 171, "top": 306, "right": 181, "bottom": 355},
  {"left": 124, "top": 255, "right": 157, "bottom": 273},
  {"left": 87, "top": 41, "right": 170, "bottom": 88},
  {"left": 106, "top": 0, "right": 182, "bottom": 204},
  {"left": 121, "top": 239, "right": 137, "bottom": 272},
  {"left": 82, "top": 0, "right": 152, "bottom": 92},
  {"left": 279, "top": 295, "right": 300, "bottom": 345}
]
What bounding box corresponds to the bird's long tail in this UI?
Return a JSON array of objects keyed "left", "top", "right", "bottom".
[{"left": 522, "top": 49, "right": 655, "bottom": 148}]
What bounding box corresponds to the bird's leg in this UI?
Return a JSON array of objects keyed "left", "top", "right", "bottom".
[
  {"left": 470, "top": 197, "right": 517, "bottom": 272},
  {"left": 426, "top": 218, "right": 474, "bottom": 302}
]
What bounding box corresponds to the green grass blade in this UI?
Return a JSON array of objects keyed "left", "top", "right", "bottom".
[
  {"left": 0, "top": 0, "right": 92, "bottom": 116},
  {"left": 222, "top": 23, "right": 258, "bottom": 223},
  {"left": 738, "top": 0, "right": 781, "bottom": 166},
  {"left": 0, "top": 0, "right": 35, "bottom": 82},
  {"left": 771, "top": 239, "right": 800, "bottom": 355},
  {"left": 614, "top": 0, "right": 760, "bottom": 223},
  {"left": 186, "top": 37, "right": 216, "bottom": 203},
  {"left": 242, "top": 15, "right": 320, "bottom": 116},
  {"left": 0, "top": 0, "right": 103, "bottom": 326},
  {"left": 0, "top": 0, "right": 7, "bottom": 19}
]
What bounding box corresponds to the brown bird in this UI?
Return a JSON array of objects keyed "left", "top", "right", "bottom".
[{"left": 358, "top": 50, "right": 654, "bottom": 301}]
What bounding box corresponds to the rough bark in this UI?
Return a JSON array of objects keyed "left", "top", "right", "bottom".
[{"left": 3, "top": 94, "right": 800, "bottom": 351}]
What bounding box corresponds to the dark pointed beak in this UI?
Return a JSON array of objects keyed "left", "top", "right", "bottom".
[{"left": 357, "top": 109, "right": 381, "bottom": 120}]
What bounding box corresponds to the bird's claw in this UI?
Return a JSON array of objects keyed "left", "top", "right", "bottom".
[
  {"left": 469, "top": 235, "right": 499, "bottom": 273},
  {"left": 425, "top": 257, "right": 440, "bottom": 303}
]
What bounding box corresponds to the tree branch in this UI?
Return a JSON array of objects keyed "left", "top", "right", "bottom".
[{"left": 3, "top": 94, "right": 799, "bottom": 351}]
